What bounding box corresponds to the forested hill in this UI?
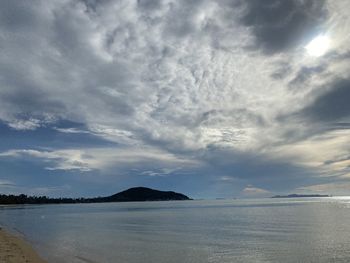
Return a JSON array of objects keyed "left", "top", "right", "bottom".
[{"left": 0, "top": 187, "right": 191, "bottom": 205}]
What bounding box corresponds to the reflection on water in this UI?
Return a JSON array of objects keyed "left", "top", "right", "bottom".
[{"left": 1, "top": 198, "right": 350, "bottom": 263}]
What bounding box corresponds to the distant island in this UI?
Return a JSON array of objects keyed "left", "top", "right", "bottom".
[
  {"left": 0, "top": 187, "right": 191, "bottom": 205},
  {"left": 271, "top": 194, "right": 331, "bottom": 198}
]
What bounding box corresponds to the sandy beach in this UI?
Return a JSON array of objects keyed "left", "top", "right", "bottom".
[{"left": 0, "top": 228, "right": 47, "bottom": 263}]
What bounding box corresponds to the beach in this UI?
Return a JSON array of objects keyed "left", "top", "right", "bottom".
[{"left": 0, "top": 228, "right": 46, "bottom": 263}]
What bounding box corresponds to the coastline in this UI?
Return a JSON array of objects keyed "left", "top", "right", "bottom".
[{"left": 0, "top": 227, "right": 47, "bottom": 263}]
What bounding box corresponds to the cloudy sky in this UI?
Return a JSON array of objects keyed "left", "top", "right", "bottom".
[{"left": 0, "top": 0, "right": 350, "bottom": 198}]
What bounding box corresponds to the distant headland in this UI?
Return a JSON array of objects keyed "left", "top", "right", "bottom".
[
  {"left": 271, "top": 194, "right": 331, "bottom": 198},
  {"left": 0, "top": 187, "right": 191, "bottom": 205}
]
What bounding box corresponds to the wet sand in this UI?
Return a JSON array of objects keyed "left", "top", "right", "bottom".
[{"left": 0, "top": 228, "right": 47, "bottom": 263}]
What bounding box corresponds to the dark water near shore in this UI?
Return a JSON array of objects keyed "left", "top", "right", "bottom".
[{"left": 1, "top": 197, "right": 350, "bottom": 263}]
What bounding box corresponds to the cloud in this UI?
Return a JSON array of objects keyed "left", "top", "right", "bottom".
[
  {"left": 324, "top": 155, "right": 350, "bottom": 166},
  {"left": 53, "top": 127, "right": 90, "bottom": 134},
  {"left": 0, "top": 179, "right": 15, "bottom": 187},
  {"left": 7, "top": 119, "right": 42, "bottom": 131},
  {"left": 289, "top": 65, "right": 327, "bottom": 88},
  {"left": 301, "top": 78, "right": 350, "bottom": 122},
  {"left": 219, "top": 176, "right": 236, "bottom": 182},
  {"left": 0, "top": 147, "right": 198, "bottom": 173},
  {"left": 0, "top": 0, "right": 308, "bottom": 146},
  {"left": 242, "top": 185, "right": 271, "bottom": 197},
  {"left": 240, "top": 0, "right": 328, "bottom": 54},
  {"left": 296, "top": 181, "right": 350, "bottom": 195},
  {"left": 0, "top": 149, "right": 92, "bottom": 171},
  {"left": 0, "top": 0, "right": 350, "bottom": 196},
  {"left": 270, "top": 129, "right": 350, "bottom": 183},
  {"left": 140, "top": 168, "right": 180, "bottom": 177}
]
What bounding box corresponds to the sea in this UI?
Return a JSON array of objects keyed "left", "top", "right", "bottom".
[{"left": 1, "top": 197, "right": 350, "bottom": 263}]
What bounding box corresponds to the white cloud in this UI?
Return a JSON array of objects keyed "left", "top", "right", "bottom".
[
  {"left": 242, "top": 186, "right": 271, "bottom": 197},
  {"left": 0, "top": 147, "right": 198, "bottom": 173},
  {"left": 54, "top": 127, "right": 90, "bottom": 134},
  {"left": 0, "top": 179, "right": 15, "bottom": 187},
  {"left": 0, "top": 149, "right": 92, "bottom": 171},
  {"left": 7, "top": 119, "right": 41, "bottom": 131},
  {"left": 141, "top": 168, "right": 180, "bottom": 177},
  {"left": 220, "top": 176, "right": 236, "bottom": 182}
]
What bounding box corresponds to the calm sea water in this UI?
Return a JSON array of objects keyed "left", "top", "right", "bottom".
[{"left": 1, "top": 198, "right": 350, "bottom": 263}]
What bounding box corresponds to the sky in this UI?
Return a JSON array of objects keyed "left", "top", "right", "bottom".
[{"left": 0, "top": 0, "right": 350, "bottom": 199}]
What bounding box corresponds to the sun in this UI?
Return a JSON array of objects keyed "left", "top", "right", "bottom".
[{"left": 305, "top": 35, "right": 330, "bottom": 57}]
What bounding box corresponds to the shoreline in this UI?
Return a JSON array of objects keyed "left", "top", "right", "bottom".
[{"left": 0, "top": 227, "right": 47, "bottom": 263}]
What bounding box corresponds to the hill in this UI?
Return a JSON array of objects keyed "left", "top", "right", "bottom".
[
  {"left": 0, "top": 187, "right": 191, "bottom": 205},
  {"left": 92, "top": 187, "right": 191, "bottom": 202}
]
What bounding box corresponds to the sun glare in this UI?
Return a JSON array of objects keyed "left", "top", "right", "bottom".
[{"left": 305, "top": 35, "right": 330, "bottom": 57}]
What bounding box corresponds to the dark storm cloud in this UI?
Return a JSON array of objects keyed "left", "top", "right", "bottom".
[
  {"left": 301, "top": 79, "right": 350, "bottom": 122},
  {"left": 240, "top": 0, "right": 328, "bottom": 54}
]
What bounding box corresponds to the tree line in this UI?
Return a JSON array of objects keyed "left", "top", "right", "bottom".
[{"left": 0, "top": 194, "right": 110, "bottom": 205}]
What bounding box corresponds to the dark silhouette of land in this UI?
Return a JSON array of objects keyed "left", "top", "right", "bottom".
[
  {"left": 271, "top": 194, "right": 330, "bottom": 198},
  {"left": 0, "top": 187, "right": 191, "bottom": 205}
]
